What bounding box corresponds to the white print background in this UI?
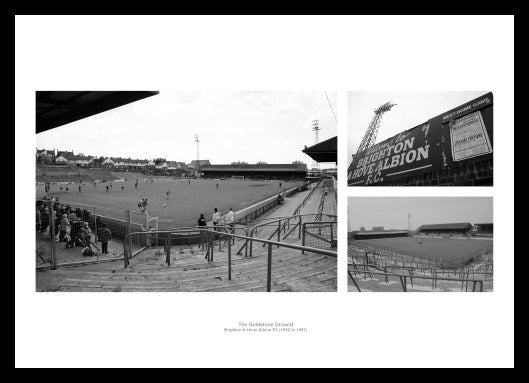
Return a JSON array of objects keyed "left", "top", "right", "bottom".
[{"left": 15, "top": 15, "right": 514, "bottom": 368}]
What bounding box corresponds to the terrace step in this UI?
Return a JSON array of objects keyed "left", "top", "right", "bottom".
[{"left": 36, "top": 243, "right": 337, "bottom": 292}]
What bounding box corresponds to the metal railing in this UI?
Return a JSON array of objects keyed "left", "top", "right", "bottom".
[
  {"left": 292, "top": 181, "right": 320, "bottom": 216},
  {"left": 351, "top": 241, "right": 493, "bottom": 270},
  {"left": 36, "top": 198, "right": 149, "bottom": 269},
  {"left": 302, "top": 221, "right": 337, "bottom": 251},
  {"left": 123, "top": 228, "right": 337, "bottom": 292},
  {"left": 235, "top": 213, "right": 337, "bottom": 257},
  {"left": 348, "top": 264, "right": 487, "bottom": 293}
]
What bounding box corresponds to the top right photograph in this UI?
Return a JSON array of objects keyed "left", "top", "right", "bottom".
[{"left": 347, "top": 91, "right": 493, "bottom": 186}]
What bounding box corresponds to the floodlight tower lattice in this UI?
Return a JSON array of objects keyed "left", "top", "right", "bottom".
[
  {"left": 194, "top": 134, "right": 200, "bottom": 162},
  {"left": 356, "top": 102, "right": 396, "bottom": 153},
  {"left": 312, "top": 120, "right": 321, "bottom": 170}
]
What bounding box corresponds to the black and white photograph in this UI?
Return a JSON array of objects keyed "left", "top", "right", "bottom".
[
  {"left": 16, "top": 14, "right": 514, "bottom": 369},
  {"left": 347, "top": 92, "right": 493, "bottom": 186},
  {"left": 35, "top": 91, "right": 338, "bottom": 292},
  {"left": 348, "top": 197, "right": 493, "bottom": 292}
]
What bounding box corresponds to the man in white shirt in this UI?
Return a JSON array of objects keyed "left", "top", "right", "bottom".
[
  {"left": 212, "top": 208, "right": 221, "bottom": 227},
  {"left": 226, "top": 208, "right": 235, "bottom": 233}
]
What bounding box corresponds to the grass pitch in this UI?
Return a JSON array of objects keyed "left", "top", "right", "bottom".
[
  {"left": 37, "top": 178, "right": 300, "bottom": 228},
  {"left": 356, "top": 236, "right": 493, "bottom": 262}
]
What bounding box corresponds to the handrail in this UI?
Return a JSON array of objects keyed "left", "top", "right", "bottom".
[
  {"left": 240, "top": 213, "right": 337, "bottom": 256},
  {"left": 347, "top": 264, "right": 486, "bottom": 292},
  {"left": 123, "top": 228, "right": 337, "bottom": 292},
  {"left": 351, "top": 241, "right": 493, "bottom": 271}
]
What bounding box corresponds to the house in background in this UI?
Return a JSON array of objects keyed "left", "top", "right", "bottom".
[{"left": 66, "top": 154, "right": 92, "bottom": 167}]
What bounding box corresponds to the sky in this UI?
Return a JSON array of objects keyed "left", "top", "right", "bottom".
[
  {"left": 36, "top": 91, "right": 337, "bottom": 165},
  {"left": 348, "top": 197, "right": 493, "bottom": 231},
  {"left": 347, "top": 91, "right": 490, "bottom": 162}
]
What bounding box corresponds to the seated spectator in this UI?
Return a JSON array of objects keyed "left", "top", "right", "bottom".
[
  {"left": 198, "top": 214, "right": 207, "bottom": 227},
  {"left": 81, "top": 222, "right": 92, "bottom": 248}
]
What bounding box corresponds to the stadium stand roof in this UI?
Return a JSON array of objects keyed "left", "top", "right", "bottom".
[
  {"left": 354, "top": 230, "right": 409, "bottom": 236},
  {"left": 417, "top": 223, "right": 473, "bottom": 230},
  {"left": 189, "top": 160, "right": 211, "bottom": 167},
  {"left": 302, "top": 136, "right": 337, "bottom": 163},
  {"left": 36, "top": 91, "right": 159, "bottom": 133},
  {"left": 201, "top": 164, "right": 307, "bottom": 173}
]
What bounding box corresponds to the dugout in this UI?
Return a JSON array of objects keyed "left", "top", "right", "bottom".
[
  {"left": 200, "top": 164, "right": 308, "bottom": 180},
  {"left": 348, "top": 93, "right": 493, "bottom": 186},
  {"left": 417, "top": 223, "right": 473, "bottom": 236},
  {"left": 351, "top": 230, "right": 410, "bottom": 240}
]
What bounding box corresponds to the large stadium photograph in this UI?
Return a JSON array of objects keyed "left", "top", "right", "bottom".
[
  {"left": 348, "top": 91, "right": 493, "bottom": 186},
  {"left": 348, "top": 197, "right": 493, "bottom": 292},
  {"left": 35, "top": 91, "right": 338, "bottom": 292}
]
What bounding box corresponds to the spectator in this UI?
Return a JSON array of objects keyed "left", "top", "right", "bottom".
[
  {"left": 36, "top": 208, "right": 41, "bottom": 231},
  {"left": 226, "top": 208, "right": 235, "bottom": 233},
  {"left": 59, "top": 214, "right": 70, "bottom": 242},
  {"left": 68, "top": 211, "right": 78, "bottom": 221},
  {"left": 81, "top": 222, "right": 92, "bottom": 248},
  {"left": 41, "top": 208, "right": 49, "bottom": 233},
  {"left": 197, "top": 214, "right": 207, "bottom": 227},
  {"left": 212, "top": 208, "right": 221, "bottom": 228},
  {"left": 97, "top": 223, "right": 112, "bottom": 255}
]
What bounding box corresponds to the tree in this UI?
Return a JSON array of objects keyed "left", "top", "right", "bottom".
[
  {"left": 41, "top": 155, "right": 52, "bottom": 165},
  {"left": 256, "top": 161, "right": 268, "bottom": 165},
  {"left": 292, "top": 160, "right": 304, "bottom": 164},
  {"left": 231, "top": 161, "right": 249, "bottom": 165}
]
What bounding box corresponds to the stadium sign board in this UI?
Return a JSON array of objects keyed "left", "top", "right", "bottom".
[
  {"left": 349, "top": 92, "right": 493, "bottom": 185},
  {"left": 449, "top": 110, "right": 492, "bottom": 162}
]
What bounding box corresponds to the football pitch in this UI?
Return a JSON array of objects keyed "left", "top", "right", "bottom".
[
  {"left": 357, "top": 236, "right": 493, "bottom": 262},
  {"left": 36, "top": 178, "right": 300, "bottom": 228}
]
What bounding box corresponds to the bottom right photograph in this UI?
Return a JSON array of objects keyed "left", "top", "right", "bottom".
[{"left": 348, "top": 197, "right": 493, "bottom": 293}]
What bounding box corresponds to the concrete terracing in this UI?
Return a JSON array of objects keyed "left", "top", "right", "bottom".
[{"left": 36, "top": 239, "right": 336, "bottom": 292}]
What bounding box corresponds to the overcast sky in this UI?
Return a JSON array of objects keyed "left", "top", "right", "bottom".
[
  {"left": 347, "top": 91, "right": 490, "bottom": 162},
  {"left": 348, "top": 197, "right": 493, "bottom": 231},
  {"left": 36, "top": 91, "right": 337, "bottom": 165}
]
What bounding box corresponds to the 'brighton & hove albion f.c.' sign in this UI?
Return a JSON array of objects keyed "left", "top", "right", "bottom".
[{"left": 449, "top": 110, "right": 492, "bottom": 162}]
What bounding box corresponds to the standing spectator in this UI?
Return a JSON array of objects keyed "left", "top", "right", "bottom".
[
  {"left": 212, "top": 208, "right": 221, "bottom": 228},
  {"left": 59, "top": 214, "right": 70, "bottom": 242},
  {"left": 97, "top": 223, "right": 112, "bottom": 254},
  {"left": 36, "top": 208, "right": 41, "bottom": 231},
  {"left": 226, "top": 208, "right": 235, "bottom": 233},
  {"left": 41, "top": 207, "right": 49, "bottom": 232}
]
